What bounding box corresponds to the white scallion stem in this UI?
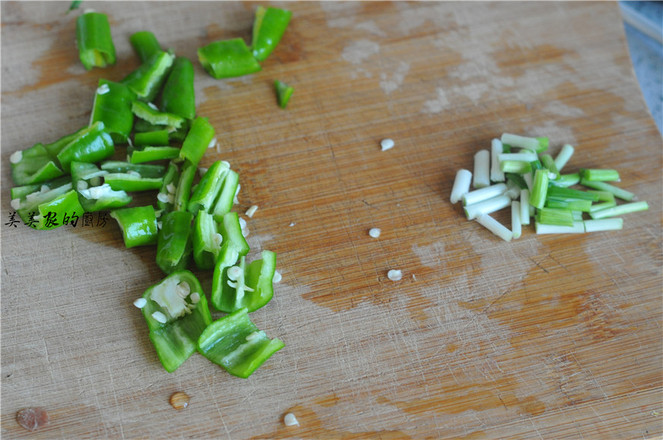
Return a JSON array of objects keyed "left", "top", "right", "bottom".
[
  {"left": 464, "top": 194, "right": 511, "bottom": 220},
  {"left": 584, "top": 218, "right": 623, "bottom": 232},
  {"left": 498, "top": 152, "right": 538, "bottom": 163},
  {"left": 462, "top": 183, "right": 507, "bottom": 206},
  {"left": 473, "top": 150, "right": 490, "bottom": 188},
  {"left": 511, "top": 201, "right": 522, "bottom": 239},
  {"left": 554, "top": 144, "right": 574, "bottom": 171},
  {"left": 535, "top": 221, "right": 585, "bottom": 234},
  {"left": 500, "top": 133, "right": 539, "bottom": 150},
  {"left": 450, "top": 169, "right": 472, "bottom": 204},
  {"left": 476, "top": 214, "right": 513, "bottom": 242},
  {"left": 490, "top": 139, "right": 505, "bottom": 182},
  {"left": 520, "top": 189, "right": 531, "bottom": 225},
  {"left": 523, "top": 172, "right": 533, "bottom": 191},
  {"left": 589, "top": 201, "right": 649, "bottom": 219}
]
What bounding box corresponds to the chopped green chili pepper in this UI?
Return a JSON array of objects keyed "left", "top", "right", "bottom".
[
  {"left": 128, "top": 145, "right": 180, "bottom": 164},
  {"left": 71, "top": 161, "right": 132, "bottom": 211},
  {"left": 90, "top": 79, "right": 136, "bottom": 144},
  {"left": 251, "top": 6, "right": 292, "bottom": 62},
  {"left": 11, "top": 176, "right": 71, "bottom": 212},
  {"left": 160, "top": 57, "right": 196, "bottom": 120},
  {"left": 215, "top": 250, "right": 276, "bottom": 313},
  {"left": 10, "top": 143, "right": 64, "bottom": 186},
  {"left": 140, "top": 271, "right": 212, "bottom": 372},
  {"left": 132, "top": 101, "right": 185, "bottom": 130},
  {"left": 12, "top": 177, "right": 83, "bottom": 230},
  {"left": 192, "top": 211, "right": 223, "bottom": 270},
  {"left": 134, "top": 129, "right": 170, "bottom": 147},
  {"left": 56, "top": 121, "right": 115, "bottom": 173},
  {"left": 198, "top": 38, "right": 262, "bottom": 79},
  {"left": 67, "top": 0, "right": 82, "bottom": 13},
  {"left": 110, "top": 205, "right": 158, "bottom": 248},
  {"left": 30, "top": 190, "right": 84, "bottom": 230},
  {"left": 198, "top": 307, "right": 284, "bottom": 378},
  {"left": 188, "top": 161, "right": 230, "bottom": 215},
  {"left": 76, "top": 11, "right": 116, "bottom": 70},
  {"left": 100, "top": 161, "right": 165, "bottom": 191},
  {"left": 157, "top": 161, "right": 180, "bottom": 213},
  {"left": 122, "top": 50, "right": 175, "bottom": 102},
  {"left": 174, "top": 160, "right": 197, "bottom": 212},
  {"left": 211, "top": 212, "right": 250, "bottom": 310},
  {"left": 129, "top": 31, "right": 162, "bottom": 64},
  {"left": 274, "top": 80, "right": 293, "bottom": 108},
  {"left": 180, "top": 117, "right": 215, "bottom": 166},
  {"left": 156, "top": 211, "right": 194, "bottom": 274},
  {"left": 212, "top": 169, "right": 239, "bottom": 221}
]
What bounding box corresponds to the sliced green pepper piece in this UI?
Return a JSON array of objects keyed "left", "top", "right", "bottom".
[
  {"left": 251, "top": 6, "right": 292, "bottom": 62},
  {"left": 100, "top": 161, "right": 165, "bottom": 192},
  {"left": 160, "top": 57, "right": 196, "bottom": 120},
  {"left": 14, "top": 182, "right": 84, "bottom": 230},
  {"left": 180, "top": 117, "right": 215, "bottom": 166},
  {"left": 11, "top": 177, "right": 68, "bottom": 201},
  {"left": 76, "top": 11, "right": 116, "bottom": 70},
  {"left": 122, "top": 50, "right": 174, "bottom": 102},
  {"left": 211, "top": 212, "right": 250, "bottom": 310},
  {"left": 128, "top": 145, "right": 180, "bottom": 164},
  {"left": 10, "top": 143, "right": 64, "bottom": 186},
  {"left": 198, "top": 38, "right": 262, "bottom": 79},
  {"left": 215, "top": 250, "right": 276, "bottom": 313},
  {"left": 157, "top": 161, "right": 180, "bottom": 214},
  {"left": 56, "top": 121, "right": 115, "bottom": 173},
  {"left": 174, "top": 160, "right": 197, "bottom": 212},
  {"left": 90, "top": 79, "right": 136, "bottom": 144},
  {"left": 140, "top": 271, "right": 212, "bottom": 372},
  {"left": 198, "top": 308, "right": 284, "bottom": 378},
  {"left": 110, "top": 205, "right": 158, "bottom": 248},
  {"left": 134, "top": 129, "right": 170, "bottom": 147},
  {"left": 274, "top": 80, "right": 293, "bottom": 109},
  {"left": 132, "top": 101, "right": 185, "bottom": 130},
  {"left": 71, "top": 161, "right": 131, "bottom": 212},
  {"left": 192, "top": 211, "right": 223, "bottom": 270},
  {"left": 129, "top": 31, "right": 162, "bottom": 63},
  {"left": 156, "top": 210, "right": 193, "bottom": 274},
  {"left": 188, "top": 160, "right": 230, "bottom": 215},
  {"left": 212, "top": 169, "right": 239, "bottom": 222}
]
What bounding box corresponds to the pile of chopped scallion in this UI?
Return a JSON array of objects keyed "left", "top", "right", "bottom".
[{"left": 450, "top": 133, "right": 649, "bottom": 241}]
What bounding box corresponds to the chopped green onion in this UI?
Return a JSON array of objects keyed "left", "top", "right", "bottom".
[
  {"left": 584, "top": 218, "right": 623, "bottom": 232},
  {"left": 464, "top": 194, "right": 511, "bottom": 220},
  {"left": 505, "top": 173, "right": 528, "bottom": 190},
  {"left": 462, "top": 183, "right": 507, "bottom": 206},
  {"left": 535, "top": 221, "right": 585, "bottom": 234},
  {"left": 579, "top": 178, "right": 635, "bottom": 201},
  {"left": 586, "top": 190, "right": 615, "bottom": 203},
  {"left": 500, "top": 160, "right": 531, "bottom": 174},
  {"left": 554, "top": 143, "right": 574, "bottom": 171},
  {"left": 545, "top": 198, "right": 593, "bottom": 212},
  {"left": 550, "top": 173, "right": 580, "bottom": 187},
  {"left": 500, "top": 133, "right": 542, "bottom": 152},
  {"left": 589, "top": 201, "right": 649, "bottom": 219},
  {"left": 536, "top": 137, "right": 549, "bottom": 151},
  {"left": 529, "top": 169, "right": 549, "bottom": 209},
  {"left": 476, "top": 214, "right": 513, "bottom": 242},
  {"left": 450, "top": 169, "right": 472, "bottom": 204},
  {"left": 581, "top": 168, "right": 620, "bottom": 182},
  {"left": 536, "top": 207, "right": 574, "bottom": 226},
  {"left": 511, "top": 201, "right": 521, "bottom": 239},
  {"left": 547, "top": 186, "right": 599, "bottom": 202},
  {"left": 498, "top": 152, "right": 539, "bottom": 163},
  {"left": 520, "top": 189, "right": 531, "bottom": 225},
  {"left": 473, "top": 150, "right": 490, "bottom": 188},
  {"left": 490, "top": 138, "right": 505, "bottom": 183},
  {"left": 540, "top": 154, "right": 560, "bottom": 180}
]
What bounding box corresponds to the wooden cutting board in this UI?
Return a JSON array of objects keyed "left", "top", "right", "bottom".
[{"left": 2, "top": 2, "right": 661, "bottom": 438}]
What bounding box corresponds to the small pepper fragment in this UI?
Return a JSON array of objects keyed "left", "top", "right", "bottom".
[
  {"left": 156, "top": 210, "right": 194, "bottom": 274},
  {"left": 188, "top": 160, "right": 230, "bottom": 215},
  {"left": 198, "top": 307, "right": 284, "bottom": 378},
  {"left": 110, "top": 205, "right": 158, "bottom": 248},
  {"left": 251, "top": 6, "right": 292, "bottom": 62},
  {"left": 129, "top": 31, "right": 162, "bottom": 63},
  {"left": 198, "top": 38, "right": 262, "bottom": 79},
  {"left": 76, "top": 11, "right": 116, "bottom": 70},
  {"left": 132, "top": 101, "right": 186, "bottom": 131},
  {"left": 90, "top": 79, "right": 136, "bottom": 144},
  {"left": 211, "top": 212, "right": 250, "bottom": 310},
  {"left": 157, "top": 161, "right": 180, "bottom": 214},
  {"left": 215, "top": 250, "right": 276, "bottom": 313},
  {"left": 274, "top": 80, "right": 293, "bottom": 109},
  {"left": 212, "top": 169, "right": 239, "bottom": 222},
  {"left": 134, "top": 129, "right": 170, "bottom": 147},
  {"left": 10, "top": 143, "right": 64, "bottom": 186},
  {"left": 56, "top": 121, "right": 115, "bottom": 173},
  {"left": 192, "top": 211, "right": 223, "bottom": 270},
  {"left": 141, "top": 271, "right": 212, "bottom": 372},
  {"left": 101, "top": 161, "right": 166, "bottom": 192},
  {"left": 174, "top": 160, "right": 197, "bottom": 212},
  {"left": 160, "top": 57, "right": 196, "bottom": 120},
  {"left": 179, "top": 117, "right": 215, "bottom": 167},
  {"left": 71, "top": 161, "right": 132, "bottom": 212},
  {"left": 128, "top": 145, "right": 180, "bottom": 164},
  {"left": 122, "top": 50, "right": 175, "bottom": 102}
]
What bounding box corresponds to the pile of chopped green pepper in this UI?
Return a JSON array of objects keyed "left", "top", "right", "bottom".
[{"left": 9, "top": 5, "right": 291, "bottom": 378}]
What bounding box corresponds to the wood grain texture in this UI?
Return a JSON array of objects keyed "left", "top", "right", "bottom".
[{"left": 1, "top": 2, "right": 661, "bottom": 439}]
